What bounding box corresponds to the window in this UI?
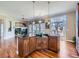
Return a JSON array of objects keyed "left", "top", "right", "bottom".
[
  {"left": 28, "top": 22, "right": 45, "bottom": 36},
  {"left": 50, "top": 15, "right": 66, "bottom": 36}
]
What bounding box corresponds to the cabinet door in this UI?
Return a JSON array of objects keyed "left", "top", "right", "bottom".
[
  {"left": 23, "top": 37, "right": 29, "bottom": 56},
  {"left": 18, "top": 37, "right": 24, "bottom": 57},
  {"left": 29, "top": 37, "right": 36, "bottom": 52},
  {"left": 42, "top": 37, "right": 48, "bottom": 49},
  {"left": 48, "top": 36, "right": 58, "bottom": 52},
  {"left": 36, "top": 37, "right": 42, "bottom": 50}
]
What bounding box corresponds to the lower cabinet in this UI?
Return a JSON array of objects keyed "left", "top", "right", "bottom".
[
  {"left": 18, "top": 37, "right": 29, "bottom": 57},
  {"left": 18, "top": 37, "right": 36, "bottom": 57},
  {"left": 42, "top": 37, "right": 48, "bottom": 49},
  {"left": 36, "top": 37, "right": 42, "bottom": 50},
  {"left": 18, "top": 37, "right": 30, "bottom": 57},
  {"left": 23, "top": 37, "right": 30, "bottom": 57},
  {"left": 18, "top": 37, "right": 24, "bottom": 57},
  {"left": 48, "top": 36, "right": 59, "bottom": 52},
  {"left": 36, "top": 37, "right": 48, "bottom": 50},
  {"left": 29, "top": 37, "right": 36, "bottom": 52}
]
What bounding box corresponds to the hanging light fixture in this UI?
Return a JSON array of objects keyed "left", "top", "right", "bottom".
[
  {"left": 45, "top": 1, "right": 50, "bottom": 29},
  {"left": 32, "top": 1, "right": 35, "bottom": 24},
  {"left": 48, "top": 1, "right": 50, "bottom": 16},
  {"left": 38, "top": 1, "right": 41, "bottom": 17},
  {"left": 38, "top": 1, "right": 42, "bottom": 23},
  {"left": 47, "top": 1, "right": 50, "bottom": 25},
  {"left": 33, "top": 1, "right": 35, "bottom": 18},
  {"left": 32, "top": 1, "right": 42, "bottom": 23}
]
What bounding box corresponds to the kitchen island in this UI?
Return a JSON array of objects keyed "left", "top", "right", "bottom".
[{"left": 18, "top": 35, "right": 59, "bottom": 57}]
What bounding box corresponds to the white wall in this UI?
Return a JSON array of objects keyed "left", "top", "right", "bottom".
[
  {"left": 4, "top": 17, "right": 15, "bottom": 40},
  {"left": 0, "top": 15, "right": 15, "bottom": 40},
  {"left": 66, "top": 11, "right": 76, "bottom": 42}
]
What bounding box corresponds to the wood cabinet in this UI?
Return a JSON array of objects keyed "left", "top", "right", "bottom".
[
  {"left": 36, "top": 36, "right": 48, "bottom": 50},
  {"left": 29, "top": 37, "right": 36, "bottom": 52},
  {"left": 23, "top": 37, "right": 29, "bottom": 57},
  {"left": 18, "top": 37, "right": 30, "bottom": 57},
  {"left": 48, "top": 36, "right": 59, "bottom": 52},
  {"left": 18, "top": 37, "right": 24, "bottom": 57},
  {"left": 36, "top": 37, "right": 42, "bottom": 50},
  {"left": 18, "top": 37, "right": 37, "bottom": 57},
  {"left": 42, "top": 37, "right": 48, "bottom": 49}
]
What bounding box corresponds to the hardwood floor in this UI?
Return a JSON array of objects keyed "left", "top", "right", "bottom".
[
  {"left": 0, "top": 38, "right": 19, "bottom": 58},
  {"left": 59, "top": 41, "right": 79, "bottom": 58},
  {"left": 27, "top": 41, "right": 79, "bottom": 58},
  {"left": 27, "top": 50, "right": 58, "bottom": 58}
]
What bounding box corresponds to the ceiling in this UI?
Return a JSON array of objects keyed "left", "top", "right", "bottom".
[{"left": 0, "top": 1, "right": 77, "bottom": 20}]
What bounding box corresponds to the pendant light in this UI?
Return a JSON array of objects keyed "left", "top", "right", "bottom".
[
  {"left": 33, "top": 1, "right": 35, "bottom": 18},
  {"left": 38, "top": 1, "right": 42, "bottom": 23},
  {"left": 32, "top": 1, "right": 35, "bottom": 24},
  {"left": 45, "top": 1, "right": 50, "bottom": 29},
  {"left": 48, "top": 1, "right": 50, "bottom": 16},
  {"left": 47, "top": 1, "right": 50, "bottom": 26},
  {"left": 32, "top": 1, "right": 35, "bottom": 36}
]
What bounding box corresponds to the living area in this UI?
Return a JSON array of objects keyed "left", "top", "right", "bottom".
[{"left": 0, "top": 1, "right": 79, "bottom": 58}]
